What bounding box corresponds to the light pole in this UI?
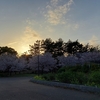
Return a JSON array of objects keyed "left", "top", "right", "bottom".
[{"left": 35, "top": 40, "right": 40, "bottom": 76}]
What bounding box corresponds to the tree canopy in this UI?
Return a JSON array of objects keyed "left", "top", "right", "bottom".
[
  {"left": 0, "top": 46, "right": 17, "bottom": 55},
  {"left": 0, "top": 38, "right": 100, "bottom": 74},
  {"left": 29, "top": 38, "right": 99, "bottom": 57}
]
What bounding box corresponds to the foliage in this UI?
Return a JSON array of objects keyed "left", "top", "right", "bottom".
[
  {"left": 64, "top": 39, "right": 83, "bottom": 54},
  {"left": 42, "top": 73, "right": 56, "bottom": 81},
  {"left": 34, "top": 75, "right": 45, "bottom": 80},
  {"left": 67, "top": 65, "right": 83, "bottom": 72},
  {"left": 29, "top": 38, "right": 99, "bottom": 58},
  {"left": 75, "top": 72, "right": 88, "bottom": 84},
  {"left": 57, "top": 67, "right": 66, "bottom": 73},
  {"left": 56, "top": 71, "right": 87, "bottom": 84},
  {"left": 0, "top": 46, "right": 17, "bottom": 55},
  {"left": 82, "top": 64, "right": 90, "bottom": 73},
  {"left": 42, "top": 38, "right": 55, "bottom": 55},
  {"left": 29, "top": 40, "right": 45, "bottom": 55},
  {"left": 89, "top": 63, "right": 100, "bottom": 71},
  {"left": 0, "top": 38, "right": 100, "bottom": 79},
  {"left": 0, "top": 53, "right": 28, "bottom": 73},
  {"left": 56, "top": 71, "right": 79, "bottom": 84},
  {"left": 88, "top": 71, "right": 100, "bottom": 87},
  {"left": 28, "top": 52, "right": 57, "bottom": 74},
  {"left": 41, "top": 65, "right": 100, "bottom": 87}
]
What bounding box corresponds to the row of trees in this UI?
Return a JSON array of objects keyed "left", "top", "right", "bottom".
[
  {"left": 0, "top": 38, "right": 100, "bottom": 74},
  {"left": 29, "top": 38, "right": 99, "bottom": 57},
  {"left": 0, "top": 38, "right": 99, "bottom": 57},
  {"left": 1, "top": 51, "right": 100, "bottom": 74}
]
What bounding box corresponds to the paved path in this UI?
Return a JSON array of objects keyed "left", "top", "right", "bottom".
[{"left": 0, "top": 77, "right": 100, "bottom": 100}]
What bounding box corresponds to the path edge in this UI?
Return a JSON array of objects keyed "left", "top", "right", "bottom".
[{"left": 30, "top": 78, "right": 100, "bottom": 94}]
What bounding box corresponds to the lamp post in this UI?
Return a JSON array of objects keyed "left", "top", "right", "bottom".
[{"left": 34, "top": 40, "right": 40, "bottom": 76}]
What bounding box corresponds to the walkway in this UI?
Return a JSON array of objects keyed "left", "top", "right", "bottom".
[{"left": 0, "top": 77, "right": 100, "bottom": 100}]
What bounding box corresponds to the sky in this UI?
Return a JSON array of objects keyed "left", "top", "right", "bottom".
[{"left": 0, "top": 0, "right": 100, "bottom": 54}]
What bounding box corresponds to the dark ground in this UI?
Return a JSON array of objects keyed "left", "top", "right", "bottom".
[{"left": 0, "top": 77, "right": 100, "bottom": 100}]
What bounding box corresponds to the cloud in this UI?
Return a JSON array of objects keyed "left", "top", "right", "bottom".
[
  {"left": 24, "top": 26, "right": 38, "bottom": 37},
  {"left": 45, "top": 0, "right": 73, "bottom": 25},
  {"left": 74, "top": 24, "right": 79, "bottom": 29},
  {"left": 26, "top": 19, "right": 33, "bottom": 25},
  {"left": 45, "top": 26, "right": 54, "bottom": 33},
  {"left": 51, "top": 0, "right": 59, "bottom": 6},
  {"left": 7, "top": 42, "right": 17, "bottom": 46},
  {"left": 67, "top": 0, "right": 74, "bottom": 7},
  {"left": 88, "top": 35, "right": 98, "bottom": 45},
  {"left": 65, "top": 23, "right": 79, "bottom": 31},
  {"left": 72, "top": 24, "right": 79, "bottom": 30},
  {"left": 23, "top": 26, "right": 41, "bottom": 42},
  {"left": 21, "top": 26, "right": 42, "bottom": 45}
]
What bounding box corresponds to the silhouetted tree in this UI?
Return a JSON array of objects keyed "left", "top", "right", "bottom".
[
  {"left": 29, "top": 40, "right": 46, "bottom": 75},
  {"left": 82, "top": 43, "right": 99, "bottom": 52},
  {"left": 52, "top": 38, "right": 64, "bottom": 57},
  {"left": 0, "top": 46, "right": 17, "bottom": 55},
  {"left": 42, "top": 38, "right": 54, "bottom": 54},
  {"left": 64, "top": 39, "right": 83, "bottom": 55},
  {"left": 42, "top": 38, "right": 64, "bottom": 57},
  {"left": 29, "top": 40, "right": 45, "bottom": 55}
]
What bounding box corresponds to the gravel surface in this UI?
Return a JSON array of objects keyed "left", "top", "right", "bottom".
[{"left": 0, "top": 77, "right": 100, "bottom": 100}]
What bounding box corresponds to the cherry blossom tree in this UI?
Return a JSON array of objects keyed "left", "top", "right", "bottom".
[
  {"left": 57, "top": 51, "right": 100, "bottom": 67},
  {"left": 28, "top": 52, "right": 57, "bottom": 74},
  {"left": 0, "top": 53, "right": 28, "bottom": 73},
  {"left": 0, "top": 53, "right": 18, "bottom": 72},
  {"left": 77, "top": 52, "right": 100, "bottom": 66},
  {"left": 14, "top": 56, "right": 28, "bottom": 72},
  {"left": 57, "top": 55, "right": 78, "bottom": 67}
]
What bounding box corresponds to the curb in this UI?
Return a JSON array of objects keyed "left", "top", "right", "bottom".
[{"left": 30, "top": 79, "right": 100, "bottom": 94}]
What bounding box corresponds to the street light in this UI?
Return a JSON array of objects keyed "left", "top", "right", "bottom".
[{"left": 34, "top": 40, "right": 40, "bottom": 76}]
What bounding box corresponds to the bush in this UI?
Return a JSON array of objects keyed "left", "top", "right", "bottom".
[
  {"left": 56, "top": 71, "right": 76, "bottom": 83},
  {"left": 57, "top": 67, "right": 66, "bottom": 73},
  {"left": 90, "top": 63, "right": 100, "bottom": 71},
  {"left": 34, "top": 75, "right": 45, "bottom": 80},
  {"left": 75, "top": 72, "right": 88, "bottom": 84},
  {"left": 67, "top": 65, "right": 82, "bottom": 72},
  {"left": 88, "top": 71, "right": 100, "bottom": 87},
  {"left": 57, "top": 65, "right": 83, "bottom": 73},
  {"left": 42, "top": 73, "right": 55, "bottom": 81},
  {"left": 33, "top": 64, "right": 100, "bottom": 87},
  {"left": 56, "top": 70, "right": 88, "bottom": 85},
  {"left": 82, "top": 64, "right": 90, "bottom": 73}
]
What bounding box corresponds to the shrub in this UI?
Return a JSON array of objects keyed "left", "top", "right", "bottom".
[
  {"left": 75, "top": 72, "right": 88, "bottom": 84},
  {"left": 90, "top": 63, "right": 100, "bottom": 71},
  {"left": 57, "top": 65, "right": 82, "bottom": 73},
  {"left": 42, "top": 73, "right": 55, "bottom": 81},
  {"left": 56, "top": 70, "right": 88, "bottom": 85},
  {"left": 34, "top": 75, "right": 45, "bottom": 80},
  {"left": 67, "top": 65, "right": 82, "bottom": 72},
  {"left": 88, "top": 71, "right": 100, "bottom": 87},
  {"left": 56, "top": 71, "right": 76, "bottom": 83},
  {"left": 57, "top": 67, "right": 66, "bottom": 73},
  {"left": 82, "top": 64, "right": 90, "bottom": 73}
]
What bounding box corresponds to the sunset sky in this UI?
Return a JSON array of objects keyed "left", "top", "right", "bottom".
[{"left": 0, "top": 0, "right": 100, "bottom": 54}]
